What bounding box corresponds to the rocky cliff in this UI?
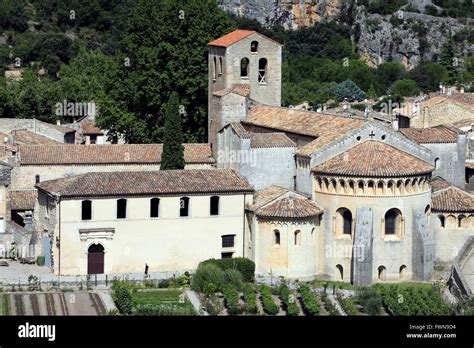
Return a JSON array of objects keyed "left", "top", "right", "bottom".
[
  {"left": 355, "top": 10, "right": 473, "bottom": 69},
  {"left": 217, "top": 0, "right": 343, "bottom": 29},
  {"left": 217, "top": 0, "right": 473, "bottom": 69}
]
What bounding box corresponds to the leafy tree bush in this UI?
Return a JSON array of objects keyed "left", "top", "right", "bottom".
[
  {"left": 389, "top": 79, "right": 420, "bottom": 97},
  {"left": 407, "top": 63, "right": 448, "bottom": 92},
  {"left": 224, "top": 269, "right": 244, "bottom": 290},
  {"left": 200, "top": 258, "right": 255, "bottom": 282},
  {"left": 336, "top": 294, "right": 359, "bottom": 315},
  {"left": 242, "top": 284, "right": 258, "bottom": 315},
  {"left": 375, "top": 283, "right": 451, "bottom": 315},
  {"left": 260, "top": 285, "right": 279, "bottom": 315},
  {"left": 132, "top": 303, "right": 195, "bottom": 316},
  {"left": 113, "top": 287, "right": 132, "bottom": 315},
  {"left": 298, "top": 284, "right": 320, "bottom": 316},
  {"left": 160, "top": 92, "right": 185, "bottom": 170},
  {"left": 376, "top": 62, "right": 406, "bottom": 94},
  {"left": 191, "top": 263, "right": 225, "bottom": 293},
  {"left": 279, "top": 283, "right": 300, "bottom": 316},
  {"left": 222, "top": 285, "right": 243, "bottom": 315},
  {"left": 335, "top": 80, "right": 366, "bottom": 101},
  {"left": 356, "top": 287, "right": 382, "bottom": 315}
]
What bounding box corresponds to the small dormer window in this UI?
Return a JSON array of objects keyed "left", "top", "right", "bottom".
[{"left": 251, "top": 41, "right": 258, "bottom": 53}]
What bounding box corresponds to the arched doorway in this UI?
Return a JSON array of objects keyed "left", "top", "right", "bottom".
[
  {"left": 88, "top": 244, "right": 105, "bottom": 274},
  {"left": 336, "top": 264, "right": 344, "bottom": 281}
]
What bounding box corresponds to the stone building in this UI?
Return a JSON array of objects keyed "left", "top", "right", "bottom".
[
  {"left": 17, "top": 29, "right": 474, "bottom": 291},
  {"left": 0, "top": 118, "right": 76, "bottom": 144},
  {"left": 35, "top": 170, "right": 253, "bottom": 275},
  {"left": 10, "top": 143, "right": 215, "bottom": 190},
  {"left": 208, "top": 29, "right": 282, "bottom": 156},
  {"left": 208, "top": 30, "right": 474, "bottom": 287}
]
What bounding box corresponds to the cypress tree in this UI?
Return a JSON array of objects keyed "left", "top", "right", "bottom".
[
  {"left": 440, "top": 35, "right": 459, "bottom": 85},
  {"left": 161, "top": 92, "right": 185, "bottom": 170}
]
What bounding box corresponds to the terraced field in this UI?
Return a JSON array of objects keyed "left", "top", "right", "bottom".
[{"left": 0, "top": 292, "right": 107, "bottom": 316}]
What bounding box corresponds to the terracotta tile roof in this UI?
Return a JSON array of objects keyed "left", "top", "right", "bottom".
[
  {"left": 229, "top": 122, "right": 250, "bottom": 138},
  {"left": 400, "top": 126, "right": 459, "bottom": 144},
  {"left": 249, "top": 185, "right": 291, "bottom": 211},
  {"left": 312, "top": 140, "right": 434, "bottom": 177},
  {"left": 19, "top": 144, "right": 215, "bottom": 165},
  {"left": 38, "top": 120, "right": 76, "bottom": 134},
  {"left": 249, "top": 133, "right": 296, "bottom": 149},
  {"left": 431, "top": 176, "right": 452, "bottom": 192},
  {"left": 36, "top": 169, "right": 253, "bottom": 198},
  {"left": 255, "top": 196, "right": 323, "bottom": 218},
  {"left": 209, "top": 30, "right": 256, "bottom": 47},
  {"left": 81, "top": 121, "right": 103, "bottom": 135},
  {"left": 226, "top": 122, "right": 296, "bottom": 148},
  {"left": 244, "top": 105, "right": 367, "bottom": 156},
  {"left": 247, "top": 186, "right": 321, "bottom": 218},
  {"left": 432, "top": 186, "right": 474, "bottom": 213},
  {"left": 10, "top": 190, "right": 37, "bottom": 210},
  {"left": 422, "top": 95, "right": 474, "bottom": 111},
  {"left": 6, "top": 130, "right": 61, "bottom": 146},
  {"left": 213, "top": 84, "right": 251, "bottom": 98}
]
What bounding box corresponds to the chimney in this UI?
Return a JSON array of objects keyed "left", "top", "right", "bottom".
[
  {"left": 23, "top": 211, "right": 33, "bottom": 232},
  {"left": 461, "top": 87, "right": 465, "bottom": 94},
  {"left": 56, "top": 120, "right": 61, "bottom": 126}
]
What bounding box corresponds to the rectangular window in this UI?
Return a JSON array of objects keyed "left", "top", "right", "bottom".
[
  {"left": 221, "top": 252, "right": 233, "bottom": 259},
  {"left": 180, "top": 197, "right": 189, "bottom": 217},
  {"left": 210, "top": 196, "right": 219, "bottom": 216},
  {"left": 150, "top": 198, "right": 160, "bottom": 218},
  {"left": 222, "top": 235, "right": 235, "bottom": 248},
  {"left": 117, "top": 199, "right": 127, "bottom": 219},
  {"left": 82, "top": 200, "right": 92, "bottom": 221}
]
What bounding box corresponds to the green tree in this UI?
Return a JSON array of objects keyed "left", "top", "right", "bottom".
[
  {"left": 335, "top": 80, "right": 366, "bottom": 101},
  {"left": 99, "top": 0, "right": 235, "bottom": 143},
  {"left": 407, "top": 63, "right": 448, "bottom": 91},
  {"left": 390, "top": 79, "right": 420, "bottom": 97},
  {"left": 440, "top": 35, "right": 460, "bottom": 84},
  {"left": 367, "top": 84, "right": 378, "bottom": 99},
  {"left": 161, "top": 92, "right": 185, "bottom": 171},
  {"left": 376, "top": 61, "right": 406, "bottom": 94}
]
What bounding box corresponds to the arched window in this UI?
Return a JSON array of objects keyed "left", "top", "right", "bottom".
[
  {"left": 458, "top": 215, "right": 467, "bottom": 228},
  {"left": 387, "top": 181, "right": 394, "bottom": 195},
  {"left": 274, "top": 230, "right": 280, "bottom": 245},
  {"left": 377, "top": 181, "right": 384, "bottom": 195},
  {"left": 210, "top": 196, "right": 220, "bottom": 216},
  {"left": 35, "top": 175, "right": 40, "bottom": 184},
  {"left": 82, "top": 200, "right": 92, "bottom": 221},
  {"left": 180, "top": 197, "right": 190, "bottom": 217},
  {"left": 336, "top": 208, "right": 352, "bottom": 235},
  {"left": 378, "top": 266, "right": 386, "bottom": 281},
  {"left": 258, "top": 58, "right": 267, "bottom": 83},
  {"left": 251, "top": 41, "right": 259, "bottom": 53},
  {"left": 240, "top": 57, "right": 249, "bottom": 78},
  {"left": 399, "top": 265, "right": 407, "bottom": 279},
  {"left": 439, "top": 215, "right": 445, "bottom": 228},
  {"left": 213, "top": 56, "right": 217, "bottom": 80},
  {"left": 435, "top": 157, "right": 440, "bottom": 169},
  {"left": 150, "top": 198, "right": 160, "bottom": 218},
  {"left": 357, "top": 181, "right": 364, "bottom": 195},
  {"left": 294, "top": 230, "right": 301, "bottom": 246},
  {"left": 117, "top": 199, "right": 127, "bottom": 219},
  {"left": 385, "top": 208, "right": 402, "bottom": 235},
  {"left": 368, "top": 181, "right": 375, "bottom": 195},
  {"left": 336, "top": 264, "right": 344, "bottom": 280},
  {"left": 348, "top": 181, "right": 355, "bottom": 194},
  {"left": 218, "top": 57, "right": 223, "bottom": 75}
]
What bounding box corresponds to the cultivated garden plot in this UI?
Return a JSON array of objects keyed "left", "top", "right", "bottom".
[{"left": 108, "top": 259, "right": 472, "bottom": 316}]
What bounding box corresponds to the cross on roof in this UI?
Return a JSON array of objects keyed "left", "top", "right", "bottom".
[{"left": 369, "top": 131, "right": 376, "bottom": 139}]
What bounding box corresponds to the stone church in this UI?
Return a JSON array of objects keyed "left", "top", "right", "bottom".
[
  {"left": 25, "top": 30, "right": 473, "bottom": 291},
  {"left": 208, "top": 30, "right": 474, "bottom": 288}
]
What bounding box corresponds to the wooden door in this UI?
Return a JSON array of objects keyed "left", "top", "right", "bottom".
[{"left": 87, "top": 244, "right": 104, "bottom": 274}]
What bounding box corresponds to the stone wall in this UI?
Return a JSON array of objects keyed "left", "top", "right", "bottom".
[
  {"left": 410, "top": 103, "right": 474, "bottom": 128},
  {"left": 423, "top": 141, "right": 466, "bottom": 188},
  {"left": 0, "top": 118, "right": 74, "bottom": 143}
]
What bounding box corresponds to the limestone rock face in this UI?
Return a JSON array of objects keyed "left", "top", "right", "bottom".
[
  {"left": 217, "top": 0, "right": 473, "bottom": 69},
  {"left": 354, "top": 9, "right": 474, "bottom": 69},
  {"left": 217, "top": 0, "right": 343, "bottom": 29}
]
